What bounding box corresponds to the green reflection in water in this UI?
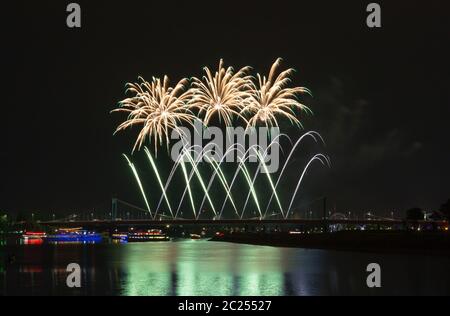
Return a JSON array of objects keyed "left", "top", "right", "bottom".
[
  {"left": 176, "top": 268, "right": 234, "bottom": 296},
  {"left": 121, "top": 241, "right": 286, "bottom": 296},
  {"left": 122, "top": 271, "right": 172, "bottom": 296},
  {"left": 238, "top": 273, "right": 284, "bottom": 296}
]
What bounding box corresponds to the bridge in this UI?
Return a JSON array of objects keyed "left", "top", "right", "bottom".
[
  {"left": 40, "top": 218, "right": 439, "bottom": 229},
  {"left": 37, "top": 198, "right": 447, "bottom": 230}
]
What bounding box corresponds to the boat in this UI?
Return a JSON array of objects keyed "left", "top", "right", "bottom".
[
  {"left": 127, "top": 229, "right": 170, "bottom": 242},
  {"left": 22, "top": 231, "right": 47, "bottom": 240},
  {"left": 111, "top": 233, "right": 128, "bottom": 243},
  {"left": 111, "top": 233, "right": 128, "bottom": 242},
  {"left": 47, "top": 228, "right": 102, "bottom": 243},
  {"left": 190, "top": 233, "right": 202, "bottom": 240},
  {"left": 22, "top": 231, "right": 46, "bottom": 244}
]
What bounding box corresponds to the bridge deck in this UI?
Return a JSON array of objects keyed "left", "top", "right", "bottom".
[{"left": 38, "top": 219, "right": 442, "bottom": 227}]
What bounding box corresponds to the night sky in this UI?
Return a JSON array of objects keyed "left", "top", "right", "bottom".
[{"left": 3, "top": 0, "right": 449, "bottom": 218}]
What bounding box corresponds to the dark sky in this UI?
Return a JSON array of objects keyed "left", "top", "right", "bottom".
[{"left": 2, "top": 0, "right": 449, "bottom": 218}]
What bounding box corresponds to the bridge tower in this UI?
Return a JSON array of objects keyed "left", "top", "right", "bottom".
[
  {"left": 323, "top": 197, "right": 329, "bottom": 233},
  {"left": 111, "top": 198, "right": 118, "bottom": 220}
]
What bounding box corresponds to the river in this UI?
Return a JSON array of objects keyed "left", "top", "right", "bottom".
[{"left": 1, "top": 240, "right": 449, "bottom": 295}]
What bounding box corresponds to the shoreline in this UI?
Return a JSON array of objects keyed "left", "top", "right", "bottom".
[{"left": 210, "top": 231, "right": 450, "bottom": 256}]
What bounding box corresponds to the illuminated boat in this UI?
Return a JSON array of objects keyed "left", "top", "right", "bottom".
[
  {"left": 112, "top": 233, "right": 128, "bottom": 242},
  {"left": 190, "top": 233, "right": 202, "bottom": 240},
  {"left": 22, "top": 231, "right": 46, "bottom": 244},
  {"left": 22, "top": 231, "right": 47, "bottom": 239},
  {"left": 47, "top": 228, "right": 102, "bottom": 243},
  {"left": 127, "top": 229, "right": 170, "bottom": 242}
]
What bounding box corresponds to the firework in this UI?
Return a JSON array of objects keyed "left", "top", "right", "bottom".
[
  {"left": 190, "top": 59, "right": 253, "bottom": 126},
  {"left": 241, "top": 58, "right": 312, "bottom": 129},
  {"left": 114, "top": 59, "right": 328, "bottom": 221},
  {"left": 113, "top": 76, "right": 195, "bottom": 153}
]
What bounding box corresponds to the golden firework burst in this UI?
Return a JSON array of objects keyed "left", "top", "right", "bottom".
[
  {"left": 242, "top": 58, "right": 312, "bottom": 129},
  {"left": 113, "top": 75, "right": 195, "bottom": 153},
  {"left": 189, "top": 59, "right": 253, "bottom": 126}
]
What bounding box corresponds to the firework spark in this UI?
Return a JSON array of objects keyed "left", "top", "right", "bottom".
[
  {"left": 113, "top": 76, "right": 195, "bottom": 153},
  {"left": 241, "top": 58, "right": 312, "bottom": 129},
  {"left": 190, "top": 59, "right": 253, "bottom": 126}
]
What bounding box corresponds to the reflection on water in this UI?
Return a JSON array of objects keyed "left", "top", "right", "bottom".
[
  {"left": 1, "top": 240, "right": 450, "bottom": 295},
  {"left": 120, "top": 241, "right": 287, "bottom": 296}
]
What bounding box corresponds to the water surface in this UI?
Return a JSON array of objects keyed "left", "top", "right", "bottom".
[{"left": 1, "top": 240, "right": 449, "bottom": 295}]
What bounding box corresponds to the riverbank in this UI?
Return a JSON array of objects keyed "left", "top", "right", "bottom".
[{"left": 210, "top": 231, "right": 450, "bottom": 256}]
